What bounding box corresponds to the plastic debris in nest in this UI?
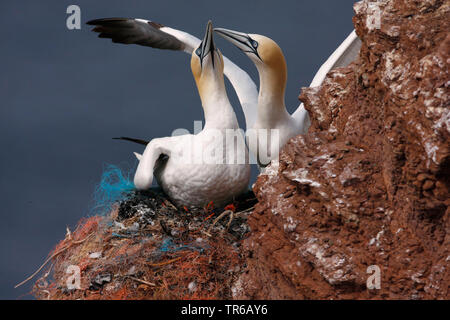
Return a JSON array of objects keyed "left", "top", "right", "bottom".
[{"left": 29, "top": 188, "right": 256, "bottom": 300}]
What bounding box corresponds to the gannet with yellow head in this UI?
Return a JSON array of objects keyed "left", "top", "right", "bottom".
[
  {"left": 215, "top": 27, "right": 361, "bottom": 166},
  {"left": 131, "top": 21, "right": 250, "bottom": 208}
]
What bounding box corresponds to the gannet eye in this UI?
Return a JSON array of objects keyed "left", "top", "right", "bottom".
[
  {"left": 252, "top": 41, "right": 258, "bottom": 48},
  {"left": 196, "top": 48, "right": 202, "bottom": 57}
]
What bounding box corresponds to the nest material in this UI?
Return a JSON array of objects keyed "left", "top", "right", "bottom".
[{"left": 32, "top": 188, "right": 256, "bottom": 300}]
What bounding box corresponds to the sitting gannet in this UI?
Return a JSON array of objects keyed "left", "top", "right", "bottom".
[
  {"left": 214, "top": 28, "right": 361, "bottom": 165},
  {"left": 87, "top": 17, "right": 258, "bottom": 131},
  {"left": 129, "top": 22, "right": 250, "bottom": 208}
]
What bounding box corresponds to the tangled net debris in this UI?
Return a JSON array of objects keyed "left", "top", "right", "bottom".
[{"left": 29, "top": 188, "right": 256, "bottom": 300}]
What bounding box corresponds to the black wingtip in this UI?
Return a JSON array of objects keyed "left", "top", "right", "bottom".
[
  {"left": 86, "top": 18, "right": 107, "bottom": 26},
  {"left": 86, "top": 17, "right": 131, "bottom": 26},
  {"left": 113, "top": 137, "right": 149, "bottom": 146}
]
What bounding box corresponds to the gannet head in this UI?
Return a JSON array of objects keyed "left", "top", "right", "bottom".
[
  {"left": 214, "top": 28, "right": 286, "bottom": 69},
  {"left": 214, "top": 28, "right": 287, "bottom": 99},
  {"left": 191, "top": 21, "right": 225, "bottom": 101}
]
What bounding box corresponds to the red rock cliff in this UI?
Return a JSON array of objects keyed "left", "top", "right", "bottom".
[{"left": 234, "top": 0, "right": 449, "bottom": 299}]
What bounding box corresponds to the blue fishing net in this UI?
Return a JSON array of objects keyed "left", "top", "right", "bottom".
[{"left": 91, "top": 164, "right": 135, "bottom": 215}]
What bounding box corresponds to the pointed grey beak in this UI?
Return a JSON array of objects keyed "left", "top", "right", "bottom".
[
  {"left": 198, "top": 20, "right": 216, "bottom": 68},
  {"left": 214, "top": 27, "right": 261, "bottom": 60}
]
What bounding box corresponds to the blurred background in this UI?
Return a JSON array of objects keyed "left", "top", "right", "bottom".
[{"left": 0, "top": 0, "right": 357, "bottom": 299}]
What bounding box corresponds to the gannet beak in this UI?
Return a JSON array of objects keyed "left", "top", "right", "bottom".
[
  {"left": 214, "top": 27, "right": 261, "bottom": 60},
  {"left": 198, "top": 20, "right": 216, "bottom": 68}
]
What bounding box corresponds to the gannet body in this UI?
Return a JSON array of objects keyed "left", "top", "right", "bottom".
[
  {"left": 215, "top": 28, "right": 361, "bottom": 165},
  {"left": 87, "top": 18, "right": 258, "bottom": 131},
  {"left": 129, "top": 22, "right": 250, "bottom": 208}
]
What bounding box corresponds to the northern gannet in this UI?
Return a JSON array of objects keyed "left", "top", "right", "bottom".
[
  {"left": 214, "top": 28, "right": 361, "bottom": 165},
  {"left": 86, "top": 17, "right": 258, "bottom": 131},
  {"left": 114, "top": 22, "right": 250, "bottom": 208}
]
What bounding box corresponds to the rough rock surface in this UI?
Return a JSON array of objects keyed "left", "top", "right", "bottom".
[{"left": 235, "top": 0, "right": 449, "bottom": 299}]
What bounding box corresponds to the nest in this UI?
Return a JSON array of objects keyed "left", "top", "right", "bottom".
[{"left": 30, "top": 188, "right": 256, "bottom": 300}]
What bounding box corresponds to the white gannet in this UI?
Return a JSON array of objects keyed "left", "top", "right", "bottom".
[
  {"left": 86, "top": 17, "right": 258, "bottom": 132},
  {"left": 214, "top": 27, "right": 361, "bottom": 165},
  {"left": 114, "top": 22, "right": 250, "bottom": 208}
]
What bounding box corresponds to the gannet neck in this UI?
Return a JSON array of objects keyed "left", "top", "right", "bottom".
[
  {"left": 255, "top": 54, "right": 289, "bottom": 124},
  {"left": 199, "top": 77, "right": 238, "bottom": 130}
]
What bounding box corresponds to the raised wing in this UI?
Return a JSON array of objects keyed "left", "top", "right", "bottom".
[
  {"left": 87, "top": 18, "right": 187, "bottom": 51},
  {"left": 292, "top": 30, "right": 362, "bottom": 130},
  {"left": 87, "top": 18, "right": 258, "bottom": 130},
  {"left": 309, "top": 30, "right": 361, "bottom": 87}
]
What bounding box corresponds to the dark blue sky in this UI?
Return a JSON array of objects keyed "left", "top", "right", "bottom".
[{"left": 0, "top": 0, "right": 357, "bottom": 299}]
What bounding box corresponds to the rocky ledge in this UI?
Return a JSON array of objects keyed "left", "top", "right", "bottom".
[{"left": 234, "top": 0, "right": 449, "bottom": 299}]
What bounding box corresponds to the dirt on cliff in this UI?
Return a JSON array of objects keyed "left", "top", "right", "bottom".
[{"left": 234, "top": 0, "right": 449, "bottom": 299}]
